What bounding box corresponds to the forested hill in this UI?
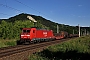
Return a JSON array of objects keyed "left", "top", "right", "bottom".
[{"left": 0, "top": 13, "right": 79, "bottom": 33}]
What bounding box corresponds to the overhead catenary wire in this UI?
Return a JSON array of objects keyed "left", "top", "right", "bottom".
[
  {"left": 0, "top": 12, "right": 11, "bottom": 16},
  {"left": 0, "top": 3, "right": 24, "bottom": 13},
  {"left": 13, "top": 0, "right": 49, "bottom": 17},
  {"left": 0, "top": 3, "right": 24, "bottom": 18},
  {"left": 0, "top": 0, "right": 24, "bottom": 17},
  {"left": 13, "top": 0, "right": 42, "bottom": 14}
]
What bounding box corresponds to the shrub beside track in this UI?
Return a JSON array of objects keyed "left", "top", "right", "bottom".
[{"left": 29, "top": 36, "right": 90, "bottom": 60}]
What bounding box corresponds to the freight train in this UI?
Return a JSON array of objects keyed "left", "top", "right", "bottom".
[{"left": 17, "top": 27, "right": 79, "bottom": 45}]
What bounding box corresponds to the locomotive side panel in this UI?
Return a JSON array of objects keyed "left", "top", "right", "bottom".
[
  {"left": 29, "top": 28, "right": 55, "bottom": 42},
  {"left": 35, "top": 30, "right": 55, "bottom": 40}
]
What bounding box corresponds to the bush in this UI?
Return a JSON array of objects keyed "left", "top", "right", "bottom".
[
  {"left": 29, "top": 36, "right": 90, "bottom": 60},
  {"left": 0, "top": 39, "right": 16, "bottom": 48}
]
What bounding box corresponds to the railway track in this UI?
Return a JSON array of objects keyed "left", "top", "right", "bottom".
[{"left": 0, "top": 38, "right": 73, "bottom": 60}]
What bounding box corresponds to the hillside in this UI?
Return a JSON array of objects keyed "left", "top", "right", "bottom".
[{"left": 0, "top": 13, "right": 79, "bottom": 33}]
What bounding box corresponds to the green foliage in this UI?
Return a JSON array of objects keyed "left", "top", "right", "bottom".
[
  {"left": 0, "top": 41, "right": 7, "bottom": 48},
  {"left": 48, "top": 36, "right": 90, "bottom": 53},
  {"left": 28, "top": 54, "right": 48, "bottom": 60},
  {"left": 0, "top": 39, "right": 16, "bottom": 48},
  {"left": 5, "top": 40, "right": 16, "bottom": 46}
]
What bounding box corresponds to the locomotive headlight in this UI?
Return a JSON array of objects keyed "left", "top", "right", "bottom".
[
  {"left": 27, "top": 35, "right": 30, "bottom": 38},
  {"left": 21, "top": 35, "right": 24, "bottom": 36},
  {"left": 27, "top": 35, "right": 30, "bottom": 36}
]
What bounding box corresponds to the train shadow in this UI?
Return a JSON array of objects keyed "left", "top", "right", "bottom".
[{"left": 38, "top": 49, "right": 90, "bottom": 60}]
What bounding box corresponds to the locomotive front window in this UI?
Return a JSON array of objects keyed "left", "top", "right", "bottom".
[
  {"left": 27, "top": 30, "right": 30, "bottom": 33},
  {"left": 23, "top": 30, "right": 26, "bottom": 33},
  {"left": 23, "top": 30, "right": 30, "bottom": 33}
]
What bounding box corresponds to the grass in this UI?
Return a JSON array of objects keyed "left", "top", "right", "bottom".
[
  {"left": 0, "top": 39, "right": 17, "bottom": 48},
  {"left": 29, "top": 36, "right": 90, "bottom": 60}
]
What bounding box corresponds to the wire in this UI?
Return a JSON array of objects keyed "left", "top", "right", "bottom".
[
  {"left": 0, "top": 3, "right": 23, "bottom": 13},
  {"left": 0, "top": 12, "right": 11, "bottom": 16},
  {"left": 13, "top": 0, "right": 48, "bottom": 16},
  {"left": 14, "top": 0, "right": 41, "bottom": 13}
]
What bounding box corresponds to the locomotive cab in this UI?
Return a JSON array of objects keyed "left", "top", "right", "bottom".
[{"left": 20, "top": 28, "right": 36, "bottom": 44}]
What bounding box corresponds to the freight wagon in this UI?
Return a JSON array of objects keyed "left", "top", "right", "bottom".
[{"left": 54, "top": 31, "right": 68, "bottom": 40}]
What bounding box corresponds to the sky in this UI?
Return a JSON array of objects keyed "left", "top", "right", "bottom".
[{"left": 0, "top": 0, "right": 90, "bottom": 27}]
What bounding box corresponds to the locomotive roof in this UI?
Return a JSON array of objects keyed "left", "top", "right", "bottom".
[
  {"left": 23, "top": 28, "right": 31, "bottom": 30},
  {"left": 22, "top": 27, "right": 48, "bottom": 30}
]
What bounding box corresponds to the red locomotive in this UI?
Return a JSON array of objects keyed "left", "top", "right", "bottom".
[{"left": 17, "top": 27, "right": 55, "bottom": 44}]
